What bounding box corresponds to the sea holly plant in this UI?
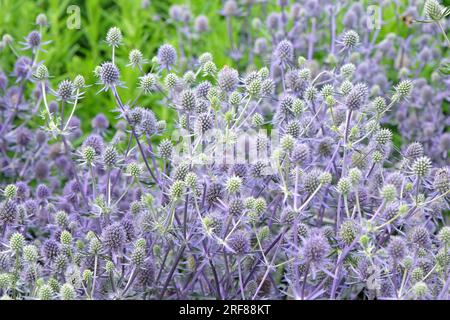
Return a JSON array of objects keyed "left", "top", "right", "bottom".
[
  {"left": 416, "top": 0, "right": 450, "bottom": 47},
  {"left": 0, "top": 1, "right": 449, "bottom": 301}
]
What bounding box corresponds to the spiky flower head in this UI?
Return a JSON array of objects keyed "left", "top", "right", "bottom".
[
  {"left": 170, "top": 180, "right": 185, "bottom": 200},
  {"left": 99, "top": 62, "right": 120, "bottom": 87},
  {"left": 394, "top": 80, "right": 413, "bottom": 101},
  {"left": 405, "top": 142, "right": 424, "bottom": 161},
  {"left": 226, "top": 176, "right": 242, "bottom": 194},
  {"left": 57, "top": 80, "right": 74, "bottom": 101},
  {"left": 413, "top": 282, "right": 428, "bottom": 299},
  {"left": 340, "top": 80, "right": 353, "bottom": 96},
  {"left": 281, "top": 134, "right": 295, "bottom": 153},
  {"left": 433, "top": 168, "right": 449, "bottom": 194},
  {"left": 229, "top": 230, "right": 250, "bottom": 255},
  {"left": 194, "top": 113, "right": 213, "bottom": 135},
  {"left": 337, "top": 177, "right": 352, "bottom": 195},
  {"left": 9, "top": 232, "right": 25, "bottom": 253},
  {"left": 247, "top": 78, "right": 262, "bottom": 96},
  {"left": 102, "top": 223, "right": 126, "bottom": 251},
  {"left": 372, "top": 96, "right": 386, "bottom": 114},
  {"left": 164, "top": 73, "right": 179, "bottom": 89},
  {"left": 202, "top": 61, "right": 217, "bottom": 76},
  {"left": 38, "top": 284, "right": 53, "bottom": 300},
  {"left": 229, "top": 198, "right": 245, "bottom": 216},
  {"left": 252, "top": 113, "right": 264, "bottom": 127},
  {"left": 194, "top": 15, "right": 209, "bottom": 33},
  {"left": 340, "top": 63, "right": 356, "bottom": 79},
  {"left": 387, "top": 237, "right": 406, "bottom": 261},
  {"left": 103, "top": 145, "right": 118, "bottom": 168},
  {"left": 302, "top": 233, "right": 330, "bottom": 265},
  {"left": 131, "top": 246, "right": 146, "bottom": 267},
  {"left": 275, "top": 39, "right": 294, "bottom": 62},
  {"left": 36, "top": 13, "right": 48, "bottom": 27},
  {"left": 218, "top": 66, "right": 239, "bottom": 92},
  {"left": 106, "top": 27, "right": 122, "bottom": 47},
  {"left": 375, "top": 128, "right": 392, "bottom": 145},
  {"left": 260, "top": 78, "right": 275, "bottom": 96},
  {"left": 303, "top": 169, "right": 322, "bottom": 194},
  {"left": 34, "top": 64, "right": 49, "bottom": 81},
  {"left": 438, "top": 226, "right": 450, "bottom": 247},
  {"left": 4, "top": 184, "right": 17, "bottom": 199},
  {"left": 43, "top": 240, "right": 60, "bottom": 260},
  {"left": 125, "top": 163, "right": 141, "bottom": 181},
  {"left": 345, "top": 83, "right": 368, "bottom": 110},
  {"left": 129, "top": 49, "right": 144, "bottom": 68},
  {"left": 380, "top": 184, "right": 397, "bottom": 202},
  {"left": 82, "top": 146, "right": 96, "bottom": 165},
  {"left": 180, "top": 89, "right": 197, "bottom": 111},
  {"left": 223, "top": 0, "right": 242, "bottom": 16},
  {"left": 139, "top": 73, "right": 156, "bottom": 94},
  {"left": 157, "top": 44, "right": 177, "bottom": 69},
  {"left": 424, "top": 0, "right": 445, "bottom": 21},
  {"left": 199, "top": 52, "right": 213, "bottom": 65},
  {"left": 409, "top": 226, "right": 431, "bottom": 249},
  {"left": 158, "top": 139, "right": 173, "bottom": 160},
  {"left": 412, "top": 156, "right": 432, "bottom": 177},
  {"left": 26, "top": 30, "right": 41, "bottom": 49},
  {"left": 339, "top": 220, "right": 359, "bottom": 246},
  {"left": 23, "top": 245, "right": 38, "bottom": 263},
  {"left": 60, "top": 283, "right": 76, "bottom": 300},
  {"left": 60, "top": 230, "right": 72, "bottom": 246},
  {"left": 342, "top": 30, "right": 360, "bottom": 49}
]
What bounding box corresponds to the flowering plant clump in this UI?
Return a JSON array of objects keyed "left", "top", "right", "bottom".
[{"left": 0, "top": 1, "right": 449, "bottom": 300}]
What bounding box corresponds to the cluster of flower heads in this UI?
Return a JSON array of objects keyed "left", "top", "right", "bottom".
[{"left": 0, "top": 0, "right": 449, "bottom": 300}]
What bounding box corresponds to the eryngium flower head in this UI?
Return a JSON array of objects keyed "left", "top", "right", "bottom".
[
  {"left": 139, "top": 73, "right": 156, "bottom": 94},
  {"left": 129, "top": 49, "right": 144, "bottom": 68},
  {"left": 345, "top": 83, "right": 368, "bottom": 110},
  {"left": 83, "top": 134, "right": 104, "bottom": 155},
  {"left": 394, "top": 79, "right": 413, "bottom": 101},
  {"left": 339, "top": 220, "right": 359, "bottom": 246},
  {"left": 302, "top": 232, "right": 330, "bottom": 265},
  {"left": 342, "top": 30, "right": 360, "bottom": 49},
  {"left": 229, "top": 230, "right": 250, "bottom": 254},
  {"left": 194, "top": 15, "right": 209, "bottom": 33},
  {"left": 405, "top": 142, "right": 424, "bottom": 161},
  {"left": 137, "top": 261, "right": 155, "bottom": 287},
  {"left": 222, "top": 0, "right": 239, "bottom": 16},
  {"left": 218, "top": 66, "right": 239, "bottom": 92},
  {"left": 157, "top": 44, "right": 177, "bottom": 69},
  {"left": 36, "top": 13, "right": 48, "bottom": 27},
  {"left": 409, "top": 226, "right": 431, "bottom": 249},
  {"left": 275, "top": 39, "right": 294, "bottom": 62},
  {"left": 433, "top": 168, "right": 449, "bottom": 194},
  {"left": 42, "top": 239, "right": 60, "bottom": 260},
  {"left": 106, "top": 27, "right": 122, "bottom": 47},
  {"left": 25, "top": 30, "right": 41, "bottom": 49},
  {"left": 36, "top": 184, "right": 50, "bottom": 199},
  {"left": 412, "top": 156, "right": 432, "bottom": 177},
  {"left": 102, "top": 223, "right": 126, "bottom": 251},
  {"left": 180, "top": 89, "right": 197, "bottom": 111},
  {"left": 99, "top": 62, "right": 120, "bottom": 88},
  {"left": 158, "top": 139, "right": 173, "bottom": 160},
  {"left": 34, "top": 64, "right": 49, "bottom": 81},
  {"left": 57, "top": 80, "right": 74, "bottom": 101},
  {"left": 195, "top": 113, "right": 213, "bottom": 135},
  {"left": 424, "top": 0, "right": 445, "bottom": 21},
  {"left": 387, "top": 237, "right": 406, "bottom": 261},
  {"left": 0, "top": 201, "right": 17, "bottom": 224},
  {"left": 103, "top": 145, "right": 118, "bottom": 168}
]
